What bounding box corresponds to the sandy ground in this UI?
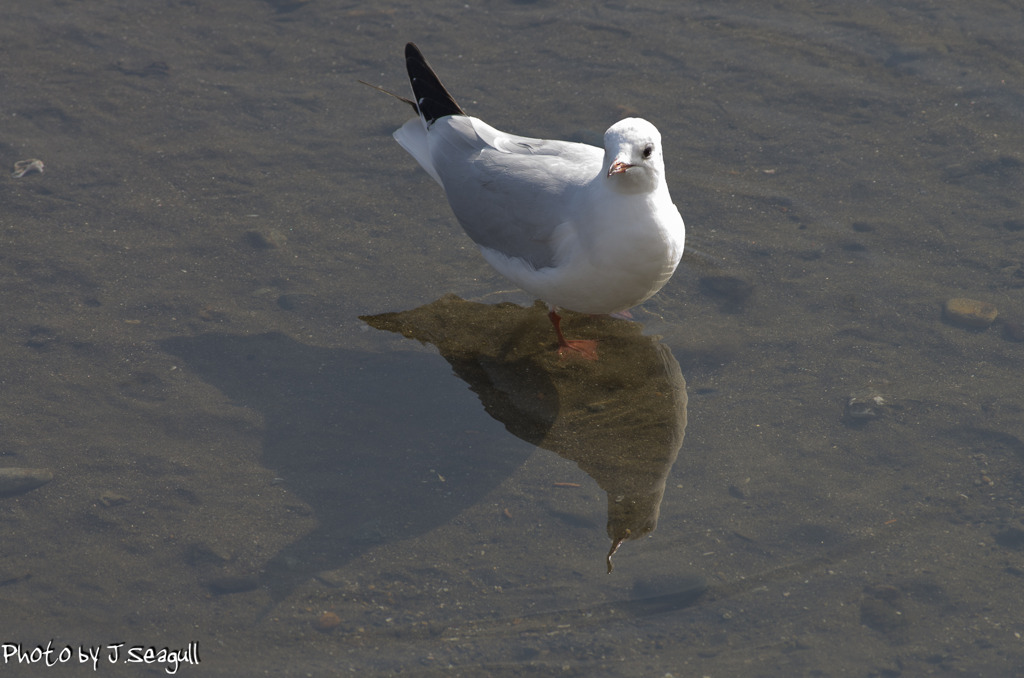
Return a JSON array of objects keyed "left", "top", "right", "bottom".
[{"left": 1, "top": 1, "right": 1023, "bottom": 675}]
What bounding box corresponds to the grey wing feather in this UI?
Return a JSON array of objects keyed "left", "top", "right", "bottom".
[{"left": 430, "top": 117, "right": 603, "bottom": 270}]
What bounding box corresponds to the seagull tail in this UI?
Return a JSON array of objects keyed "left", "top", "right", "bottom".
[
  {"left": 405, "top": 43, "right": 465, "bottom": 125},
  {"left": 393, "top": 119, "right": 444, "bottom": 186}
]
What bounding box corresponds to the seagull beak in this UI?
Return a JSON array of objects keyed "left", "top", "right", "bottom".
[{"left": 607, "top": 160, "right": 633, "bottom": 176}]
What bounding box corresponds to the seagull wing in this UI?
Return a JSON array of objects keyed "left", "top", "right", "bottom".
[{"left": 424, "top": 116, "right": 603, "bottom": 270}]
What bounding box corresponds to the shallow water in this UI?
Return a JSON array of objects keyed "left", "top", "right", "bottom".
[{"left": 2, "top": 1, "right": 1023, "bottom": 675}]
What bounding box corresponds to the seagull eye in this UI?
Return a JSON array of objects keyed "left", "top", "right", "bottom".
[{"left": 642, "top": 144, "right": 654, "bottom": 159}]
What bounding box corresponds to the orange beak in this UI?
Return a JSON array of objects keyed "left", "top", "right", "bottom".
[{"left": 607, "top": 160, "right": 633, "bottom": 176}]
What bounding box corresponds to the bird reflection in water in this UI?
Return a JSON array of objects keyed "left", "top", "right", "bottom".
[{"left": 361, "top": 295, "right": 687, "bottom": 573}]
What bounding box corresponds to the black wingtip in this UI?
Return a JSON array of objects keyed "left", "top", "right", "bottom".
[{"left": 405, "top": 42, "right": 465, "bottom": 124}]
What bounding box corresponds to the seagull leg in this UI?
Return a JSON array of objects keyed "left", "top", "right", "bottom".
[{"left": 548, "top": 309, "right": 599, "bottom": 360}]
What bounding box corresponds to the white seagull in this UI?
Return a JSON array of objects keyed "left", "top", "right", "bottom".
[{"left": 368, "top": 43, "right": 686, "bottom": 358}]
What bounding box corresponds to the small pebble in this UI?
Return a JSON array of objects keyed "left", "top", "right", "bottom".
[
  {"left": 11, "top": 159, "right": 44, "bottom": 178},
  {"left": 845, "top": 387, "right": 889, "bottom": 422},
  {"left": 197, "top": 306, "right": 229, "bottom": 322},
  {"left": 99, "top": 491, "right": 130, "bottom": 507},
  {"left": 944, "top": 297, "right": 998, "bottom": 329},
  {"left": 313, "top": 611, "right": 342, "bottom": 632},
  {"left": 0, "top": 468, "right": 53, "bottom": 497}
]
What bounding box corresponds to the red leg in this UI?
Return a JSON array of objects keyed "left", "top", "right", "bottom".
[{"left": 548, "top": 309, "right": 599, "bottom": 360}]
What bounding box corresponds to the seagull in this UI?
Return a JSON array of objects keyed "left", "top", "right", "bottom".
[{"left": 366, "top": 43, "right": 686, "bottom": 359}]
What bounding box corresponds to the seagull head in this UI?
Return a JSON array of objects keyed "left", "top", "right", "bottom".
[{"left": 603, "top": 118, "right": 665, "bottom": 194}]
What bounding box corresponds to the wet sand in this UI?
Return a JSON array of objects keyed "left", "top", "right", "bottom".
[{"left": 2, "top": 1, "right": 1023, "bottom": 675}]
